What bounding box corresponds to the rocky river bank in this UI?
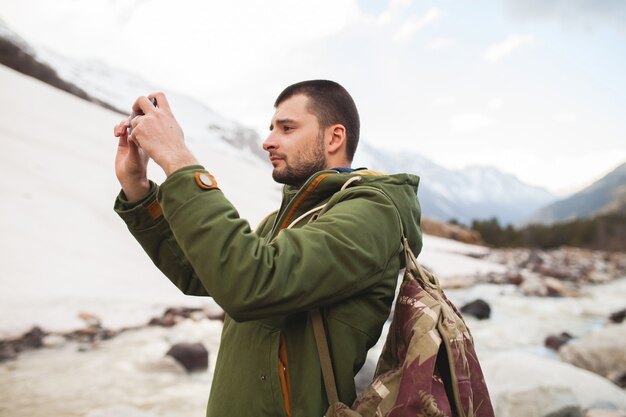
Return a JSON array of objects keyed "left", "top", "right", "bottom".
[{"left": 1, "top": 246, "right": 625, "bottom": 417}]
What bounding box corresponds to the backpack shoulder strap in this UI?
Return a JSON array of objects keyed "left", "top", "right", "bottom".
[{"left": 311, "top": 309, "right": 340, "bottom": 406}]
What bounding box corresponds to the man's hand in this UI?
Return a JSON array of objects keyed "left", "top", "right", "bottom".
[
  {"left": 114, "top": 116, "right": 150, "bottom": 201},
  {"left": 128, "top": 93, "right": 198, "bottom": 176}
]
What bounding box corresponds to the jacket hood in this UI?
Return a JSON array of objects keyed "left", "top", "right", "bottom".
[{"left": 280, "top": 169, "right": 423, "bottom": 256}]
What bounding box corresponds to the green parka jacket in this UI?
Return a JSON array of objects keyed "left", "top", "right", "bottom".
[{"left": 114, "top": 165, "right": 422, "bottom": 417}]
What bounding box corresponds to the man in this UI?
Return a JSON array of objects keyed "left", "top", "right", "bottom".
[{"left": 113, "top": 80, "right": 422, "bottom": 417}]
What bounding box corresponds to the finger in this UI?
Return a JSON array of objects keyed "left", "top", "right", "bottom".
[
  {"left": 114, "top": 118, "right": 131, "bottom": 137},
  {"left": 149, "top": 92, "right": 172, "bottom": 115},
  {"left": 132, "top": 96, "right": 157, "bottom": 117},
  {"left": 127, "top": 129, "right": 139, "bottom": 147},
  {"left": 128, "top": 137, "right": 141, "bottom": 157},
  {"left": 129, "top": 114, "right": 140, "bottom": 131},
  {"left": 118, "top": 135, "right": 129, "bottom": 148}
]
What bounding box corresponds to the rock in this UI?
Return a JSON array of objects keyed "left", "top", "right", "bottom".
[
  {"left": 440, "top": 274, "right": 479, "bottom": 289},
  {"left": 0, "top": 326, "right": 50, "bottom": 360},
  {"left": 545, "top": 332, "right": 574, "bottom": 351},
  {"left": 482, "top": 352, "right": 626, "bottom": 412},
  {"left": 78, "top": 311, "right": 102, "bottom": 327},
  {"left": 20, "top": 326, "right": 46, "bottom": 349},
  {"left": 537, "top": 265, "right": 574, "bottom": 281},
  {"left": 585, "top": 401, "right": 620, "bottom": 413},
  {"left": 149, "top": 306, "right": 215, "bottom": 327},
  {"left": 545, "top": 277, "right": 581, "bottom": 298},
  {"left": 584, "top": 401, "right": 626, "bottom": 417},
  {"left": 460, "top": 299, "right": 491, "bottom": 320},
  {"left": 149, "top": 316, "right": 178, "bottom": 327},
  {"left": 206, "top": 310, "right": 226, "bottom": 321},
  {"left": 0, "top": 342, "right": 17, "bottom": 361},
  {"left": 585, "top": 410, "right": 626, "bottom": 417},
  {"left": 420, "top": 217, "right": 484, "bottom": 245},
  {"left": 519, "top": 275, "right": 581, "bottom": 297},
  {"left": 505, "top": 270, "right": 524, "bottom": 286},
  {"left": 609, "top": 308, "right": 626, "bottom": 324},
  {"left": 138, "top": 355, "right": 187, "bottom": 375},
  {"left": 559, "top": 322, "right": 626, "bottom": 386},
  {"left": 477, "top": 247, "right": 626, "bottom": 290},
  {"left": 496, "top": 386, "right": 581, "bottom": 417},
  {"left": 166, "top": 342, "right": 208, "bottom": 372},
  {"left": 519, "top": 274, "right": 548, "bottom": 296}
]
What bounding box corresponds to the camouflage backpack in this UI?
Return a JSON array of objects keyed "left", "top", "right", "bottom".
[{"left": 311, "top": 236, "right": 495, "bottom": 417}]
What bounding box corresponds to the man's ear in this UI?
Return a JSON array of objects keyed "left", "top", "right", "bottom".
[{"left": 326, "top": 124, "right": 347, "bottom": 156}]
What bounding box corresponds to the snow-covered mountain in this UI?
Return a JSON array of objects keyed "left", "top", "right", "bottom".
[
  {"left": 356, "top": 142, "right": 556, "bottom": 225},
  {"left": 0, "top": 19, "right": 556, "bottom": 225}
]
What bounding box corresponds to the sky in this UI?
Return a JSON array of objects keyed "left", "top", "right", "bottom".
[{"left": 1, "top": 0, "right": 625, "bottom": 194}]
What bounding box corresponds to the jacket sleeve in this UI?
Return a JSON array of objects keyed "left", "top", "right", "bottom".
[
  {"left": 114, "top": 181, "right": 210, "bottom": 297},
  {"left": 157, "top": 166, "right": 404, "bottom": 322}
]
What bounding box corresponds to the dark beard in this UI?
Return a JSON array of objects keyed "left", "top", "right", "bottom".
[
  {"left": 272, "top": 131, "right": 327, "bottom": 188},
  {"left": 272, "top": 152, "right": 327, "bottom": 188}
]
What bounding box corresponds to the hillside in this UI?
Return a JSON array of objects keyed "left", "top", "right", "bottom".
[
  {"left": 0, "top": 63, "right": 281, "bottom": 336},
  {"left": 0, "top": 18, "right": 122, "bottom": 114},
  {"left": 528, "top": 162, "right": 626, "bottom": 224}
]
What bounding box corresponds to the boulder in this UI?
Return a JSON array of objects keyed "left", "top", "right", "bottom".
[
  {"left": 519, "top": 275, "right": 581, "bottom": 297},
  {"left": 559, "top": 322, "right": 626, "bottom": 386},
  {"left": 138, "top": 355, "right": 187, "bottom": 375},
  {"left": 460, "top": 299, "right": 491, "bottom": 320},
  {"left": 20, "top": 326, "right": 46, "bottom": 349},
  {"left": 496, "top": 386, "right": 581, "bottom": 417},
  {"left": 482, "top": 352, "right": 626, "bottom": 413},
  {"left": 165, "top": 342, "right": 208, "bottom": 372},
  {"left": 585, "top": 410, "right": 626, "bottom": 417},
  {"left": 609, "top": 308, "right": 626, "bottom": 324},
  {"left": 545, "top": 332, "right": 574, "bottom": 351},
  {"left": 0, "top": 342, "right": 17, "bottom": 361}
]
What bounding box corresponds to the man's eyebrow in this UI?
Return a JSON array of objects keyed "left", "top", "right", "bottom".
[{"left": 270, "top": 118, "right": 297, "bottom": 130}]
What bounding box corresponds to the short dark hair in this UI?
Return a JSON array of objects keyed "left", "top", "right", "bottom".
[{"left": 274, "top": 80, "right": 360, "bottom": 162}]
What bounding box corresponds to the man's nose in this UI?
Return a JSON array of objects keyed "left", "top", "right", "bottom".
[{"left": 263, "top": 133, "right": 277, "bottom": 151}]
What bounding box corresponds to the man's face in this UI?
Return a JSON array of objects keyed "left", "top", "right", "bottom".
[{"left": 263, "top": 94, "right": 328, "bottom": 188}]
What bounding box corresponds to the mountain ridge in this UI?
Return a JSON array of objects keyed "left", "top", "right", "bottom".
[{"left": 527, "top": 162, "right": 626, "bottom": 224}]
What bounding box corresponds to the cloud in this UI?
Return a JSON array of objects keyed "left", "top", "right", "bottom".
[
  {"left": 451, "top": 113, "right": 495, "bottom": 133},
  {"left": 489, "top": 98, "right": 504, "bottom": 110},
  {"left": 426, "top": 37, "right": 456, "bottom": 50},
  {"left": 503, "top": 0, "right": 626, "bottom": 30},
  {"left": 554, "top": 112, "right": 578, "bottom": 123},
  {"left": 435, "top": 96, "right": 457, "bottom": 106},
  {"left": 394, "top": 7, "right": 443, "bottom": 42},
  {"left": 482, "top": 34, "right": 536, "bottom": 63}
]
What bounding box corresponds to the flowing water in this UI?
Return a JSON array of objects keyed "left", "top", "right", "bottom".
[{"left": 2, "top": 278, "right": 625, "bottom": 417}]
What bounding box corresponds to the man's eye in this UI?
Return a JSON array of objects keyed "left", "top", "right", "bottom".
[{"left": 283, "top": 126, "right": 293, "bottom": 132}]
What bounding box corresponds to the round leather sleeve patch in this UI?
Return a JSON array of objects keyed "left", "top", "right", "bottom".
[{"left": 194, "top": 171, "right": 219, "bottom": 190}]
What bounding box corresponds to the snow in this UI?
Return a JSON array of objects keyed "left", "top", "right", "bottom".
[{"left": 0, "top": 64, "right": 279, "bottom": 338}]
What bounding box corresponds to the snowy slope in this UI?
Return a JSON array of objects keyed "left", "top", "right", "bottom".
[{"left": 0, "top": 64, "right": 280, "bottom": 337}]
